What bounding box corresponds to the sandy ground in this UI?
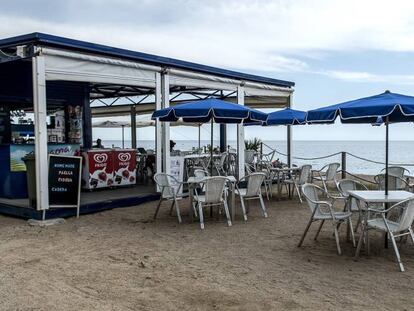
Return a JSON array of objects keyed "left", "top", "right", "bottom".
[{"left": 0, "top": 194, "right": 413, "bottom": 311}]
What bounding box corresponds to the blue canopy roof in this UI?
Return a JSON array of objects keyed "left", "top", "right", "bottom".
[
  {"left": 151, "top": 98, "right": 267, "bottom": 124},
  {"left": 306, "top": 91, "right": 414, "bottom": 124},
  {"left": 264, "top": 108, "right": 306, "bottom": 126},
  {"left": 0, "top": 33, "right": 294, "bottom": 88}
]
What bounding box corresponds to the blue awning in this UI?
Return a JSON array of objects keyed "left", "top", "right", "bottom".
[
  {"left": 151, "top": 98, "right": 267, "bottom": 124},
  {"left": 307, "top": 91, "right": 414, "bottom": 124}
]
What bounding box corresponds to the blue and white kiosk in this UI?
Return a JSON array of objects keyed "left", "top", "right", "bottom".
[{"left": 0, "top": 33, "right": 294, "bottom": 219}]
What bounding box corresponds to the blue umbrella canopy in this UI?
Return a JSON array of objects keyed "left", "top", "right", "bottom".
[
  {"left": 307, "top": 90, "right": 414, "bottom": 124},
  {"left": 306, "top": 90, "right": 414, "bottom": 195},
  {"left": 151, "top": 98, "right": 267, "bottom": 124},
  {"left": 264, "top": 108, "right": 307, "bottom": 126}
]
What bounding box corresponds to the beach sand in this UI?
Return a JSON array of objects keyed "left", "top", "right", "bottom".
[{"left": 0, "top": 196, "right": 413, "bottom": 310}]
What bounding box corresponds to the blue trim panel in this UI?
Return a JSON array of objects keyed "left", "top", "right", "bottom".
[
  {"left": 0, "top": 33, "right": 294, "bottom": 88},
  {"left": 0, "top": 193, "right": 160, "bottom": 220}
]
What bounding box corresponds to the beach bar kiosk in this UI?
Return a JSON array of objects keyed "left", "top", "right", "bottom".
[{"left": 0, "top": 33, "right": 294, "bottom": 218}]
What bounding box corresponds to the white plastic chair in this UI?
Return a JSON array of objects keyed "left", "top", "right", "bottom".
[
  {"left": 235, "top": 172, "right": 268, "bottom": 221},
  {"left": 298, "top": 183, "right": 355, "bottom": 255},
  {"left": 214, "top": 152, "right": 228, "bottom": 176},
  {"left": 153, "top": 173, "right": 183, "bottom": 223},
  {"left": 193, "top": 176, "right": 231, "bottom": 230},
  {"left": 337, "top": 179, "right": 368, "bottom": 232},
  {"left": 244, "top": 150, "right": 256, "bottom": 169},
  {"left": 284, "top": 165, "right": 312, "bottom": 203},
  {"left": 355, "top": 197, "right": 414, "bottom": 272},
  {"left": 374, "top": 173, "right": 410, "bottom": 191},
  {"left": 312, "top": 162, "right": 340, "bottom": 193},
  {"left": 381, "top": 166, "right": 409, "bottom": 178}
]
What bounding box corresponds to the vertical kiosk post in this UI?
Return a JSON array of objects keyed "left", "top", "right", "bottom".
[
  {"left": 131, "top": 105, "right": 137, "bottom": 149},
  {"left": 32, "top": 55, "right": 49, "bottom": 211},
  {"left": 237, "top": 85, "right": 245, "bottom": 179},
  {"left": 287, "top": 95, "right": 293, "bottom": 168},
  {"left": 155, "top": 72, "right": 162, "bottom": 175},
  {"left": 161, "top": 72, "right": 170, "bottom": 174}
]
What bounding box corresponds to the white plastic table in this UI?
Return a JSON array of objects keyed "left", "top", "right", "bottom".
[
  {"left": 187, "top": 176, "right": 237, "bottom": 221},
  {"left": 348, "top": 190, "right": 414, "bottom": 251},
  {"left": 347, "top": 190, "right": 414, "bottom": 204}
]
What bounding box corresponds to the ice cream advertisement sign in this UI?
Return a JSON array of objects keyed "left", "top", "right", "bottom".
[{"left": 10, "top": 144, "right": 80, "bottom": 172}]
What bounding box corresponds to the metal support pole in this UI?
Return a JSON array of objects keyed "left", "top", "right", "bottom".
[
  {"left": 198, "top": 124, "right": 201, "bottom": 153},
  {"left": 210, "top": 119, "right": 214, "bottom": 175},
  {"left": 341, "top": 152, "right": 347, "bottom": 179},
  {"left": 130, "top": 105, "right": 137, "bottom": 149},
  {"left": 385, "top": 117, "right": 389, "bottom": 195},
  {"left": 161, "top": 72, "right": 170, "bottom": 174},
  {"left": 287, "top": 95, "right": 293, "bottom": 167},
  {"left": 82, "top": 84, "right": 93, "bottom": 149},
  {"left": 237, "top": 85, "right": 245, "bottom": 179},
  {"left": 155, "top": 72, "right": 162, "bottom": 175},
  {"left": 32, "top": 55, "right": 49, "bottom": 211},
  {"left": 384, "top": 116, "right": 390, "bottom": 248},
  {"left": 219, "top": 124, "right": 226, "bottom": 153}
]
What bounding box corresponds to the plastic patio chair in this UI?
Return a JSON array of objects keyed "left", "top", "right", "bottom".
[
  {"left": 284, "top": 164, "right": 312, "bottom": 203},
  {"left": 355, "top": 197, "right": 414, "bottom": 272},
  {"left": 153, "top": 173, "right": 184, "bottom": 223},
  {"left": 381, "top": 166, "right": 409, "bottom": 178},
  {"left": 298, "top": 183, "right": 355, "bottom": 255},
  {"left": 244, "top": 150, "right": 256, "bottom": 169},
  {"left": 374, "top": 174, "right": 410, "bottom": 191},
  {"left": 337, "top": 179, "right": 368, "bottom": 233},
  {"left": 235, "top": 172, "right": 268, "bottom": 221},
  {"left": 193, "top": 176, "right": 231, "bottom": 230},
  {"left": 312, "top": 162, "right": 340, "bottom": 193},
  {"left": 214, "top": 152, "right": 228, "bottom": 176}
]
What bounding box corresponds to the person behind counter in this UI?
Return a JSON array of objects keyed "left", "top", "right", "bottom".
[
  {"left": 93, "top": 138, "right": 105, "bottom": 148},
  {"left": 170, "top": 140, "right": 176, "bottom": 152}
]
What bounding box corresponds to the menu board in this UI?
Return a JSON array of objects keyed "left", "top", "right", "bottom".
[
  {"left": 48, "top": 155, "right": 82, "bottom": 216},
  {"left": 170, "top": 156, "right": 184, "bottom": 195}
]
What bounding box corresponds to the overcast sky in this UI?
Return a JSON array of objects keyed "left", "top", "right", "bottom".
[{"left": 2, "top": 0, "right": 414, "bottom": 141}]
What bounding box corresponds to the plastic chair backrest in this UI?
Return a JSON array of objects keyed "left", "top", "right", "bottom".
[
  {"left": 338, "top": 179, "right": 368, "bottom": 211},
  {"left": 302, "top": 184, "right": 324, "bottom": 217},
  {"left": 395, "top": 198, "right": 414, "bottom": 232},
  {"left": 245, "top": 150, "right": 255, "bottom": 164},
  {"left": 204, "top": 177, "right": 227, "bottom": 204},
  {"left": 298, "top": 165, "right": 312, "bottom": 184},
  {"left": 245, "top": 173, "right": 265, "bottom": 197},
  {"left": 219, "top": 153, "right": 227, "bottom": 166},
  {"left": 325, "top": 163, "right": 340, "bottom": 181},
  {"left": 194, "top": 169, "right": 208, "bottom": 179},
  {"left": 375, "top": 174, "right": 400, "bottom": 191},
  {"left": 154, "top": 173, "right": 174, "bottom": 198},
  {"left": 386, "top": 166, "right": 406, "bottom": 178}
]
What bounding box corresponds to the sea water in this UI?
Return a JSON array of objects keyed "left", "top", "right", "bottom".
[{"left": 101, "top": 139, "right": 414, "bottom": 175}]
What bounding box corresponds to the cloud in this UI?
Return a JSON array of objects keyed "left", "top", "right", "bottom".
[
  {"left": 1, "top": 0, "right": 414, "bottom": 75},
  {"left": 320, "top": 70, "right": 414, "bottom": 85}
]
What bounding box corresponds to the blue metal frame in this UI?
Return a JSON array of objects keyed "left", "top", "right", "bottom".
[{"left": 0, "top": 32, "right": 295, "bottom": 88}]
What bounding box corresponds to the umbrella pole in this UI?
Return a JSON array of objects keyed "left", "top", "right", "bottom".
[
  {"left": 385, "top": 116, "right": 389, "bottom": 195},
  {"left": 198, "top": 124, "right": 201, "bottom": 154},
  {"left": 210, "top": 119, "right": 213, "bottom": 175}
]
